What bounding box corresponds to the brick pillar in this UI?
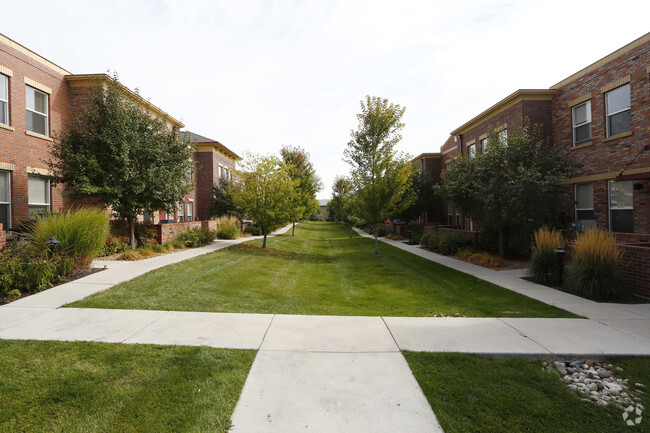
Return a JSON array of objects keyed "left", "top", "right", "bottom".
[{"left": 0, "top": 223, "right": 6, "bottom": 251}]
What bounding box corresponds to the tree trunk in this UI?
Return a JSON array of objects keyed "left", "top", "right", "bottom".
[
  {"left": 262, "top": 233, "right": 268, "bottom": 249},
  {"left": 292, "top": 222, "right": 295, "bottom": 236},
  {"left": 374, "top": 224, "right": 379, "bottom": 254},
  {"left": 498, "top": 226, "right": 504, "bottom": 258},
  {"left": 129, "top": 218, "right": 137, "bottom": 250}
]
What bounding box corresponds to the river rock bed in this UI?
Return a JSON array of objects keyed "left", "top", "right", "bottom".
[{"left": 544, "top": 359, "right": 645, "bottom": 419}]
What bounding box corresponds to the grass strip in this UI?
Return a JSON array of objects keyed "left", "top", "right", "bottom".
[
  {"left": 0, "top": 340, "right": 255, "bottom": 433},
  {"left": 70, "top": 222, "right": 576, "bottom": 318},
  {"left": 404, "top": 352, "right": 649, "bottom": 433}
]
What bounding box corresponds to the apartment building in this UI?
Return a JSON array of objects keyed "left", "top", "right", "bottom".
[
  {"left": 0, "top": 33, "right": 188, "bottom": 232},
  {"left": 179, "top": 131, "right": 240, "bottom": 222},
  {"left": 442, "top": 32, "right": 650, "bottom": 239}
]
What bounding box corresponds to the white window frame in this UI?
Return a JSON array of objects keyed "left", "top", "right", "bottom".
[
  {"left": 574, "top": 183, "right": 594, "bottom": 222},
  {"left": 0, "top": 170, "right": 10, "bottom": 229},
  {"left": 479, "top": 138, "right": 488, "bottom": 153},
  {"left": 572, "top": 101, "right": 592, "bottom": 145},
  {"left": 605, "top": 84, "right": 631, "bottom": 138},
  {"left": 608, "top": 180, "right": 633, "bottom": 233},
  {"left": 27, "top": 175, "right": 50, "bottom": 216},
  {"left": 0, "top": 74, "right": 8, "bottom": 127},
  {"left": 186, "top": 202, "right": 193, "bottom": 221},
  {"left": 497, "top": 128, "right": 507, "bottom": 144},
  {"left": 26, "top": 85, "right": 49, "bottom": 136}
]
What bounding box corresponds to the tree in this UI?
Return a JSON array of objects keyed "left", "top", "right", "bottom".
[
  {"left": 49, "top": 75, "right": 194, "bottom": 249},
  {"left": 231, "top": 153, "right": 297, "bottom": 248},
  {"left": 210, "top": 178, "right": 244, "bottom": 220},
  {"left": 280, "top": 145, "right": 323, "bottom": 235},
  {"left": 397, "top": 167, "right": 439, "bottom": 224},
  {"left": 327, "top": 175, "right": 355, "bottom": 237},
  {"left": 344, "top": 96, "right": 414, "bottom": 253},
  {"left": 436, "top": 123, "right": 577, "bottom": 257}
]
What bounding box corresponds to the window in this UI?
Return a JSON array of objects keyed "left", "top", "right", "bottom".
[
  {"left": 0, "top": 74, "right": 8, "bottom": 126},
  {"left": 467, "top": 144, "right": 476, "bottom": 158},
  {"left": 605, "top": 84, "right": 631, "bottom": 137},
  {"left": 575, "top": 183, "right": 594, "bottom": 221},
  {"left": 479, "top": 138, "right": 488, "bottom": 153},
  {"left": 186, "top": 202, "right": 193, "bottom": 221},
  {"left": 0, "top": 171, "right": 10, "bottom": 229},
  {"left": 447, "top": 202, "right": 454, "bottom": 226},
  {"left": 219, "top": 166, "right": 223, "bottom": 179},
  {"left": 497, "top": 128, "right": 507, "bottom": 144},
  {"left": 572, "top": 101, "right": 591, "bottom": 145},
  {"left": 28, "top": 175, "right": 50, "bottom": 216},
  {"left": 178, "top": 202, "right": 185, "bottom": 222},
  {"left": 26, "top": 85, "right": 48, "bottom": 136},
  {"left": 609, "top": 180, "right": 633, "bottom": 233}
]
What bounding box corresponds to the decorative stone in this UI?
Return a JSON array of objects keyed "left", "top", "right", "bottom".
[
  {"left": 598, "top": 370, "right": 611, "bottom": 379},
  {"left": 569, "top": 360, "right": 583, "bottom": 368},
  {"left": 554, "top": 361, "right": 567, "bottom": 376},
  {"left": 567, "top": 367, "right": 575, "bottom": 374}
]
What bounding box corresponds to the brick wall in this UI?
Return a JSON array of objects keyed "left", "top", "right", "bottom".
[
  {"left": 552, "top": 36, "right": 650, "bottom": 236},
  {"left": 0, "top": 223, "right": 5, "bottom": 250},
  {"left": 155, "top": 221, "right": 203, "bottom": 244},
  {"left": 195, "top": 149, "right": 237, "bottom": 221},
  {"left": 0, "top": 38, "right": 71, "bottom": 226},
  {"left": 619, "top": 243, "right": 650, "bottom": 298}
]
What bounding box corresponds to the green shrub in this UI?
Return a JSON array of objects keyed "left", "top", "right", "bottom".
[
  {"left": 102, "top": 235, "right": 129, "bottom": 256},
  {"left": 217, "top": 226, "right": 240, "bottom": 240},
  {"left": 29, "top": 207, "right": 109, "bottom": 269},
  {"left": 0, "top": 245, "right": 74, "bottom": 297},
  {"left": 369, "top": 225, "right": 388, "bottom": 237},
  {"left": 244, "top": 225, "right": 262, "bottom": 236},
  {"left": 420, "top": 230, "right": 470, "bottom": 255},
  {"left": 175, "top": 228, "right": 217, "bottom": 247},
  {"left": 528, "top": 227, "right": 565, "bottom": 285},
  {"left": 108, "top": 219, "right": 157, "bottom": 249},
  {"left": 565, "top": 229, "right": 623, "bottom": 300},
  {"left": 151, "top": 244, "right": 168, "bottom": 254}
]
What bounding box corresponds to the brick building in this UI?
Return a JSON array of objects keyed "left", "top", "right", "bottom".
[
  {"left": 179, "top": 131, "right": 240, "bottom": 222},
  {"left": 439, "top": 32, "right": 650, "bottom": 239},
  {"left": 0, "top": 33, "right": 226, "bottom": 239},
  {"left": 410, "top": 152, "right": 445, "bottom": 224}
]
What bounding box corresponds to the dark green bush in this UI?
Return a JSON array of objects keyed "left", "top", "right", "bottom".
[
  {"left": 0, "top": 245, "right": 74, "bottom": 297},
  {"left": 217, "top": 226, "right": 240, "bottom": 239},
  {"left": 244, "top": 225, "right": 262, "bottom": 236},
  {"left": 109, "top": 219, "right": 157, "bottom": 248},
  {"left": 175, "top": 228, "right": 217, "bottom": 248},
  {"left": 420, "top": 230, "right": 470, "bottom": 255}
]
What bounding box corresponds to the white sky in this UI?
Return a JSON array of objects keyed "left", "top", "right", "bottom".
[{"left": 2, "top": 1, "right": 648, "bottom": 197}]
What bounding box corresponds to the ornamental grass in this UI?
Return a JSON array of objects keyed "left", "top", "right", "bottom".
[
  {"left": 29, "top": 207, "right": 109, "bottom": 270},
  {"left": 528, "top": 227, "right": 565, "bottom": 286},
  {"left": 565, "top": 228, "right": 623, "bottom": 300}
]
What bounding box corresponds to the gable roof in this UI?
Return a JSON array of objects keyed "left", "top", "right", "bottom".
[{"left": 180, "top": 130, "right": 241, "bottom": 160}]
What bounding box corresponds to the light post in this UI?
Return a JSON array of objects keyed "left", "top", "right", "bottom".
[{"left": 554, "top": 246, "right": 566, "bottom": 286}]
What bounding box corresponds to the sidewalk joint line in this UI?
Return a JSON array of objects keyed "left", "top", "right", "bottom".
[
  {"left": 258, "top": 314, "right": 276, "bottom": 350},
  {"left": 381, "top": 316, "right": 402, "bottom": 351},
  {"left": 497, "top": 317, "right": 554, "bottom": 354},
  {"left": 119, "top": 310, "right": 171, "bottom": 343}
]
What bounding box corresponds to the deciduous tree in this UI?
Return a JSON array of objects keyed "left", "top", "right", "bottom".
[
  {"left": 231, "top": 153, "right": 297, "bottom": 248},
  {"left": 280, "top": 145, "right": 323, "bottom": 235},
  {"left": 49, "top": 75, "right": 194, "bottom": 249},
  {"left": 344, "top": 96, "right": 414, "bottom": 253},
  {"left": 436, "top": 123, "right": 576, "bottom": 257}
]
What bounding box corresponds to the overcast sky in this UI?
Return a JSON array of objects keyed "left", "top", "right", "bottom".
[{"left": 2, "top": 1, "right": 648, "bottom": 197}]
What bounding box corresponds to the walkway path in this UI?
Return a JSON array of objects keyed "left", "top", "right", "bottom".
[{"left": 1, "top": 225, "right": 649, "bottom": 432}]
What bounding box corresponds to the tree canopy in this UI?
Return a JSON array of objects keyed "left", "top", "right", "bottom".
[
  {"left": 49, "top": 75, "right": 194, "bottom": 248},
  {"left": 344, "top": 95, "right": 414, "bottom": 253},
  {"left": 436, "top": 123, "right": 577, "bottom": 257},
  {"left": 280, "top": 145, "right": 322, "bottom": 234},
  {"left": 210, "top": 178, "right": 244, "bottom": 220},
  {"left": 231, "top": 153, "right": 297, "bottom": 248}
]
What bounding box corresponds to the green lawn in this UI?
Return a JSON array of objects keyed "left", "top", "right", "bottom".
[
  {"left": 0, "top": 340, "right": 255, "bottom": 433},
  {"left": 70, "top": 222, "right": 576, "bottom": 317},
  {"left": 404, "top": 352, "right": 649, "bottom": 433}
]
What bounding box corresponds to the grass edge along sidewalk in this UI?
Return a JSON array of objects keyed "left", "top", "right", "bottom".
[
  {"left": 69, "top": 222, "right": 577, "bottom": 318},
  {"left": 404, "top": 352, "right": 649, "bottom": 433},
  {"left": 0, "top": 340, "right": 255, "bottom": 433}
]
